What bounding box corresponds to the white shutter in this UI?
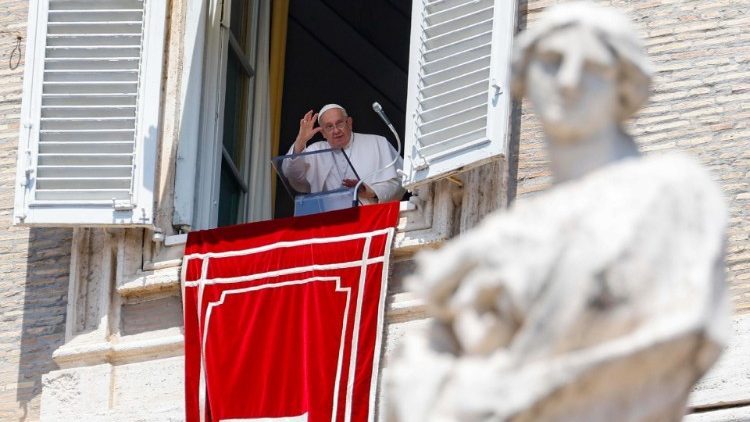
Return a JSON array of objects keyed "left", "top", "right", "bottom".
[
  {"left": 14, "top": 0, "right": 166, "bottom": 226},
  {"left": 402, "top": 0, "right": 516, "bottom": 189}
]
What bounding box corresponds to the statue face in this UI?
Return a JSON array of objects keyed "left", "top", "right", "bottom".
[{"left": 526, "top": 26, "right": 619, "bottom": 144}]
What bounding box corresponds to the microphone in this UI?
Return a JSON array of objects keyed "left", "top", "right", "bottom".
[
  {"left": 352, "top": 102, "right": 403, "bottom": 206},
  {"left": 372, "top": 102, "right": 394, "bottom": 129}
]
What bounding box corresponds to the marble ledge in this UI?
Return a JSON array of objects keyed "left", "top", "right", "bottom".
[
  {"left": 53, "top": 296, "right": 426, "bottom": 368},
  {"left": 387, "top": 291, "right": 427, "bottom": 323},
  {"left": 120, "top": 202, "right": 429, "bottom": 297},
  {"left": 117, "top": 266, "right": 181, "bottom": 297},
  {"left": 162, "top": 200, "right": 416, "bottom": 247},
  {"left": 52, "top": 332, "right": 184, "bottom": 369},
  {"left": 116, "top": 264, "right": 426, "bottom": 322}
]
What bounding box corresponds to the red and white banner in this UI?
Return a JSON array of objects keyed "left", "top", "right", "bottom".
[{"left": 183, "top": 203, "right": 400, "bottom": 422}]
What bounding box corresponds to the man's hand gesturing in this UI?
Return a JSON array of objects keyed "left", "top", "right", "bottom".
[
  {"left": 343, "top": 179, "right": 376, "bottom": 199},
  {"left": 293, "top": 110, "right": 322, "bottom": 153}
]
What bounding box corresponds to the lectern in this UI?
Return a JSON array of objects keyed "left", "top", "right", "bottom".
[{"left": 271, "top": 147, "right": 359, "bottom": 216}]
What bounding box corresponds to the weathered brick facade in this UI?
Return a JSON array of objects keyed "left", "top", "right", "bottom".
[
  {"left": 0, "top": 0, "right": 747, "bottom": 420},
  {"left": 0, "top": 1, "right": 71, "bottom": 420},
  {"left": 517, "top": 0, "right": 750, "bottom": 314}
]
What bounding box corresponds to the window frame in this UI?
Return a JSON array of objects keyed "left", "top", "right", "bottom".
[
  {"left": 175, "top": 0, "right": 514, "bottom": 240},
  {"left": 175, "top": 0, "right": 270, "bottom": 230}
]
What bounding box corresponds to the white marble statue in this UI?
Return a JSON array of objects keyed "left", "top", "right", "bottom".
[{"left": 386, "top": 3, "right": 729, "bottom": 421}]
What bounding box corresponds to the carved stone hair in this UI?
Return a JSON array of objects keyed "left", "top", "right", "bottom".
[{"left": 511, "top": 1, "right": 653, "bottom": 120}]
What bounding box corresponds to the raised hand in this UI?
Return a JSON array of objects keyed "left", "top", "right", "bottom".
[{"left": 293, "top": 110, "right": 322, "bottom": 153}]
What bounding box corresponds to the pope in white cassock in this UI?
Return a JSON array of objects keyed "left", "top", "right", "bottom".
[{"left": 282, "top": 104, "right": 405, "bottom": 204}]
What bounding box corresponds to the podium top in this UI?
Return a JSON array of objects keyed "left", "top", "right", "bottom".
[{"left": 271, "top": 146, "right": 360, "bottom": 199}]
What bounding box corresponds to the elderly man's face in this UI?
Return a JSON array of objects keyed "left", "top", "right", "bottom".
[
  {"left": 527, "top": 26, "right": 618, "bottom": 144},
  {"left": 320, "top": 108, "right": 353, "bottom": 149}
]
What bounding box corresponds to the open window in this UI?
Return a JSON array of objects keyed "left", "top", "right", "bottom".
[
  {"left": 174, "top": 0, "right": 516, "bottom": 233},
  {"left": 272, "top": 0, "right": 412, "bottom": 218},
  {"left": 14, "top": 0, "right": 167, "bottom": 226}
]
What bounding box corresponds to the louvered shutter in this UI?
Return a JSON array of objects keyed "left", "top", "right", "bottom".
[
  {"left": 402, "top": 0, "right": 516, "bottom": 189},
  {"left": 14, "top": 0, "right": 166, "bottom": 226}
]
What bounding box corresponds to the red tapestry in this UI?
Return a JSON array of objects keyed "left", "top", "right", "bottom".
[{"left": 183, "top": 203, "right": 400, "bottom": 422}]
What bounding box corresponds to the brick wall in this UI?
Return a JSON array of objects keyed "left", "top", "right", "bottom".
[
  {"left": 0, "top": 1, "right": 72, "bottom": 420},
  {"left": 0, "top": 0, "right": 747, "bottom": 420},
  {"left": 515, "top": 0, "right": 750, "bottom": 313}
]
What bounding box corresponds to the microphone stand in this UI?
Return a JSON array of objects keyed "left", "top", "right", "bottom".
[{"left": 352, "top": 102, "right": 403, "bottom": 206}]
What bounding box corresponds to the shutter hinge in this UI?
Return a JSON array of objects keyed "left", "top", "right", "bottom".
[
  {"left": 412, "top": 144, "right": 430, "bottom": 171},
  {"left": 397, "top": 169, "right": 408, "bottom": 184},
  {"left": 21, "top": 122, "right": 34, "bottom": 187},
  {"left": 411, "top": 112, "right": 430, "bottom": 171},
  {"left": 139, "top": 208, "right": 151, "bottom": 224},
  {"left": 491, "top": 79, "right": 503, "bottom": 106},
  {"left": 112, "top": 199, "right": 136, "bottom": 211},
  {"left": 491, "top": 79, "right": 503, "bottom": 96},
  {"left": 413, "top": 157, "right": 429, "bottom": 171},
  {"left": 20, "top": 167, "right": 34, "bottom": 187}
]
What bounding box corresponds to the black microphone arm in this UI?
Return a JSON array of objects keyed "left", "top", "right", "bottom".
[{"left": 352, "top": 102, "right": 403, "bottom": 205}]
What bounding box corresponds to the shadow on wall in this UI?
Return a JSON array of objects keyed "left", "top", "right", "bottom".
[
  {"left": 506, "top": 0, "right": 528, "bottom": 205},
  {"left": 15, "top": 227, "right": 71, "bottom": 421}
]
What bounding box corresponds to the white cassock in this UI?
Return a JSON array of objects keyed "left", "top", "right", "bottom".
[{"left": 282, "top": 132, "right": 405, "bottom": 204}]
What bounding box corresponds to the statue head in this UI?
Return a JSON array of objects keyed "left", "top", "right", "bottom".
[{"left": 511, "top": 2, "right": 652, "bottom": 145}]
